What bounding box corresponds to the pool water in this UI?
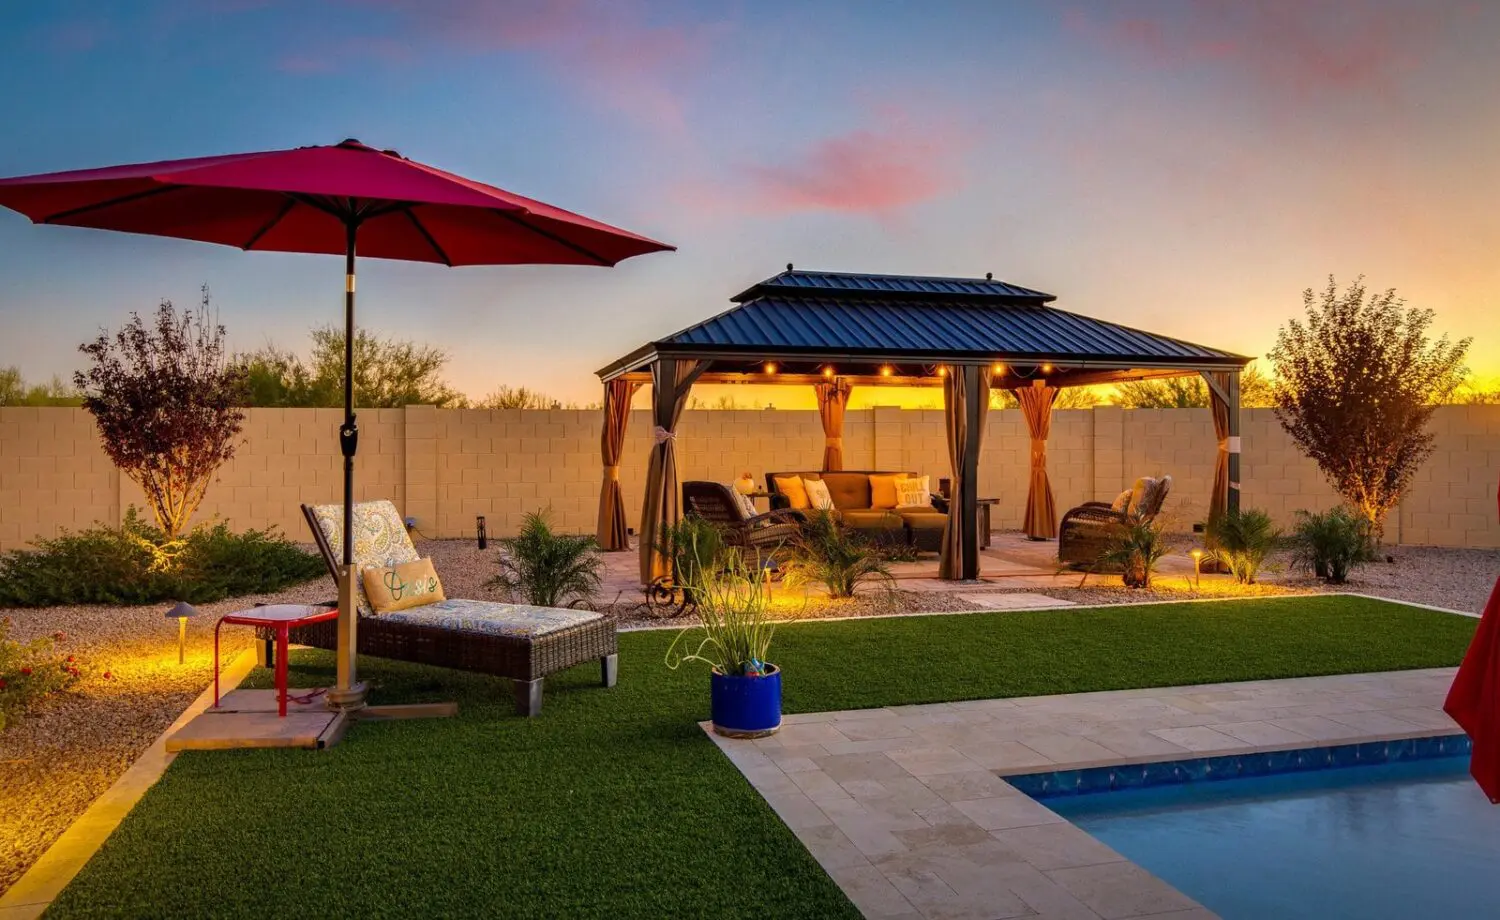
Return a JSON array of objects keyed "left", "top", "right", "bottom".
[{"left": 1047, "top": 756, "right": 1500, "bottom": 920}]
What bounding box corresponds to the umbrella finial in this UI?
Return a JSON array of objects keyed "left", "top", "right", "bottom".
[
  {"left": 786, "top": 262, "right": 794, "bottom": 272},
  {"left": 986, "top": 272, "right": 993, "bottom": 281}
]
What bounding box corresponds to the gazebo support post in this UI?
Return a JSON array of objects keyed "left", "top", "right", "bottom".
[
  {"left": 1226, "top": 371, "right": 1241, "bottom": 513},
  {"left": 958, "top": 366, "right": 983, "bottom": 579}
]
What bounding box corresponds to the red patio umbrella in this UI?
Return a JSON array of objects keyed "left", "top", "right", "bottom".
[
  {"left": 0, "top": 138, "right": 673, "bottom": 708},
  {"left": 1444, "top": 475, "right": 1500, "bottom": 802}
]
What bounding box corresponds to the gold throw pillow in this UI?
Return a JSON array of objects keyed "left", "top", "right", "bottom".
[
  {"left": 869, "top": 473, "right": 907, "bottom": 510},
  {"left": 773, "top": 474, "right": 811, "bottom": 510},
  {"left": 361, "top": 557, "right": 446, "bottom": 613}
]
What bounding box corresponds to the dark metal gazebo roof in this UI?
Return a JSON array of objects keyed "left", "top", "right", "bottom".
[{"left": 598, "top": 269, "right": 1251, "bottom": 384}]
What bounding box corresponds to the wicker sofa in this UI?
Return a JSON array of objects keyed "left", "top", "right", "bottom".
[
  {"left": 1058, "top": 476, "right": 1173, "bottom": 568},
  {"left": 765, "top": 470, "right": 947, "bottom": 553},
  {"left": 282, "top": 500, "right": 618, "bottom": 717}
]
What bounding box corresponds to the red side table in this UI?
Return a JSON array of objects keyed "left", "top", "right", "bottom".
[{"left": 214, "top": 604, "right": 340, "bottom": 717}]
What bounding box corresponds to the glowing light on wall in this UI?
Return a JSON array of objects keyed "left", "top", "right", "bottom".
[
  {"left": 880, "top": 365, "right": 894, "bottom": 377},
  {"left": 763, "top": 362, "right": 778, "bottom": 375}
]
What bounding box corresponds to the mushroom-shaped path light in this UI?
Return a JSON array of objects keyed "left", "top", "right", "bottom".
[{"left": 165, "top": 601, "right": 199, "bottom": 665}]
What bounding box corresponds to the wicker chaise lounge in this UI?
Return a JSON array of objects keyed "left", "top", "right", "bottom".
[
  {"left": 284, "top": 500, "right": 617, "bottom": 717},
  {"left": 1058, "top": 476, "right": 1173, "bottom": 568}
]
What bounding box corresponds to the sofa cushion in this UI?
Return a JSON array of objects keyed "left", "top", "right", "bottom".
[
  {"left": 839, "top": 509, "right": 903, "bottom": 531},
  {"left": 896, "top": 509, "right": 946, "bottom": 531},
  {"left": 772, "top": 474, "right": 811, "bottom": 510},
  {"left": 384, "top": 599, "right": 603, "bottom": 639},
  {"left": 869, "top": 473, "right": 906, "bottom": 509},
  {"left": 819, "top": 472, "right": 872, "bottom": 511}
]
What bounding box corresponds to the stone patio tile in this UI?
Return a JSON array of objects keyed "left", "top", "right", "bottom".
[
  {"left": 1265, "top": 715, "right": 1372, "bottom": 742},
  {"left": 1208, "top": 720, "right": 1319, "bottom": 747},
  {"left": 827, "top": 812, "right": 920, "bottom": 859},
  {"left": 1017, "top": 735, "right": 1120, "bottom": 766},
  {"left": 833, "top": 707, "right": 906, "bottom": 722},
  {"left": 794, "top": 824, "right": 872, "bottom": 870},
  {"left": 919, "top": 770, "right": 1020, "bottom": 803},
  {"left": 825, "top": 737, "right": 934, "bottom": 755},
  {"left": 1382, "top": 707, "right": 1461, "bottom": 730},
  {"left": 953, "top": 795, "right": 1066, "bottom": 831},
  {"left": 1318, "top": 709, "right": 1431, "bottom": 734},
  {"left": 948, "top": 698, "right": 1023, "bottom": 713},
  {"left": 1146, "top": 725, "right": 1253, "bottom": 753},
  {"left": 780, "top": 711, "right": 837, "bottom": 724},
  {"left": 837, "top": 720, "right": 920, "bottom": 743},
  {"left": 789, "top": 769, "right": 852, "bottom": 801},
  {"left": 761, "top": 791, "right": 833, "bottom": 830},
  {"left": 891, "top": 821, "right": 997, "bottom": 853},
  {"left": 775, "top": 722, "right": 854, "bottom": 746},
  {"left": 964, "top": 592, "right": 1077, "bottom": 611},
  {"left": 875, "top": 776, "right": 951, "bottom": 810},
  {"left": 768, "top": 755, "right": 821, "bottom": 774},
  {"left": 740, "top": 764, "right": 799, "bottom": 794},
  {"left": 879, "top": 852, "right": 1038, "bottom": 920},
  {"left": 966, "top": 857, "right": 1103, "bottom": 919},
  {"left": 817, "top": 752, "right": 917, "bottom": 783},
  {"left": 886, "top": 745, "right": 985, "bottom": 777},
  {"left": 990, "top": 823, "right": 1125, "bottom": 872},
  {"left": 954, "top": 739, "right": 1056, "bottom": 772},
  {"left": 1084, "top": 729, "right": 1191, "bottom": 760},
  {"left": 1047, "top": 862, "right": 1202, "bottom": 919},
  {"left": 912, "top": 802, "right": 984, "bottom": 829},
  {"left": 826, "top": 864, "right": 918, "bottom": 918},
  {"left": 842, "top": 778, "right": 893, "bottom": 799}
]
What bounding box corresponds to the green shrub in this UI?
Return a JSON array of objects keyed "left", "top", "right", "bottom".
[
  {"left": 0, "top": 618, "right": 82, "bottom": 731},
  {"left": 1206, "top": 508, "right": 1282, "bottom": 585},
  {"left": 0, "top": 509, "right": 325, "bottom": 607},
  {"left": 1290, "top": 506, "right": 1374, "bottom": 584},
  {"left": 665, "top": 551, "right": 775, "bottom": 677},
  {"left": 657, "top": 516, "right": 730, "bottom": 593},
  {"left": 487, "top": 510, "right": 603, "bottom": 608},
  {"left": 1095, "top": 516, "right": 1169, "bottom": 588},
  {"left": 782, "top": 509, "right": 894, "bottom": 599}
]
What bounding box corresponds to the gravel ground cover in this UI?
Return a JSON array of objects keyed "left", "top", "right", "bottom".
[{"left": 2, "top": 536, "right": 1493, "bottom": 895}]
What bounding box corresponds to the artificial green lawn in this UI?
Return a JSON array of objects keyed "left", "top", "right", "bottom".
[{"left": 48, "top": 596, "right": 1474, "bottom": 919}]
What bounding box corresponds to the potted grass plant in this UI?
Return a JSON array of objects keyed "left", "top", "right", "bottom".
[{"left": 664, "top": 548, "right": 780, "bottom": 738}]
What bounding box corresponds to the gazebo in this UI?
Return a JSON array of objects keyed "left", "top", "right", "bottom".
[{"left": 595, "top": 268, "right": 1252, "bottom": 584}]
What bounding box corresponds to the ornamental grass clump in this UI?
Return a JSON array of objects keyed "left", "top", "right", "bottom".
[
  {"left": 1095, "top": 516, "right": 1169, "bottom": 589},
  {"left": 488, "top": 510, "right": 603, "bottom": 608},
  {"left": 665, "top": 551, "right": 775, "bottom": 678},
  {"left": 656, "top": 516, "right": 729, "bottom": 596},
  {"left": 0, "top": 618, "right": 81, "bottom": 732},
  {"left": 1206, "top": 508, "right": 1282, "bottom": 585},
  {"left": 1290, "top": 506, "right": 1375, "bottom": 585},
  {"left": 781, "top": 509, "right": 894, "bottom": 599}
]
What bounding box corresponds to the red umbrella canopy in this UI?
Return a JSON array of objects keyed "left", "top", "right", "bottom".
[{"left": 0, "top": 138, "right": 673, "bottom": 266}]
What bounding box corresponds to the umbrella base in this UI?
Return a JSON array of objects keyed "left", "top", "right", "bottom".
[{"left": 324, "top": 681, "right": 369, "bottom": 712}]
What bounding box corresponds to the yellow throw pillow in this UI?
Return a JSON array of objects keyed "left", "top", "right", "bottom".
[
  {"left": 361, "top": 557, "right": 446, "bottom": 613},
  {"left": 869, "top": 473, "right": 908, "bottom": 510},
  {"left": 773, "top": 474, "right": 811, "bottom": 510}
]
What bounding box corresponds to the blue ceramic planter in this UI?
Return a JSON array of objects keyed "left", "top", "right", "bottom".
[{"left": 710, "top": 665, "right": 782, "bottom": 738}]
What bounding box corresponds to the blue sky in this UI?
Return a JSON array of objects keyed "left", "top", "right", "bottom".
[{"left": 1, "top": 0, "right": 1496, "bottom": 403}]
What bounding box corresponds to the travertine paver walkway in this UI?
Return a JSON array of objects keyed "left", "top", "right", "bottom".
[{"left": 706, "top": 668, "right": 1460, "bottom": 920}]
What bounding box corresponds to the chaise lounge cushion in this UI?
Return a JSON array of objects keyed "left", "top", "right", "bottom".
[
  {"left": 307, "top": 500, "right": 420, "bottom": 615},
  {"left": 384, "top": 599, "right": 603, "bottom": 639}
]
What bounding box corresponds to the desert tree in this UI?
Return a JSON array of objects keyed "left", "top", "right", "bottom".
[
  {"left": 237, "top": 326, "right": 468, "bottom": 408},
  {"left": 1110, "top": 366, "right": 1274, "bottom": 409},
  {"left": 75, "top": 288, "right": 248, "bottom": 539},
  {"left": 1270, "top": 276, "right": 1469, "bottom": 541}
]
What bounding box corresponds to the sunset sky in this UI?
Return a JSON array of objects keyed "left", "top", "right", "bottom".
[{"left": 1, "top": 1, "right": 1496, "bottom": 407}]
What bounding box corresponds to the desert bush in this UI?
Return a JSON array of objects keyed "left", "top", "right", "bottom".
[
  {"left": 487, "top": 510, "right": 603, "bottom": 608},
  {"left": 1095, "top": 516, "right": 1169, "bottom": 588},
  {"left": 1289, "top": 506, "right": 1375, "bottom": 584},
  {"left": 781, "top": 509, "right": 894, "bottom": 599},
  {"left": 1205, "top": 508, "right": 1282, "bottom": 585},
  {"left": 0, "top": 509, "right": 324, "bottom": 607},
  {"left": 0, "top": 619, "right": 82, "bottom": 731}
]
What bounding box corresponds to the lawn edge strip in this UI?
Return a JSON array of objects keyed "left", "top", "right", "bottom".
[{"left": 0, "top": 649, "right": 257, "bottom": 918}]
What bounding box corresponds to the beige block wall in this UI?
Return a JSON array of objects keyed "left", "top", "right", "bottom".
[{"left": 2, "top": 405, "right": 1497, "bottom": 550}]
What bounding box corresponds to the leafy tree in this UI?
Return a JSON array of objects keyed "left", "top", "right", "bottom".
[
  {"left": 1109, "top": 366, "right": 1274, "bottom": 409},
  {"left": 75, "top": 290, "right": 248, "bottom": 539},
  {"left": 990, "top": 386, "right": 1102, "bottom": 410},
  {"left": 1450, "top": 378, "right": 1500, "bottom": 405},
  {"left": 477, "top": 385, "right": 564, "bottom": 409},
  {"left": 1270, "top": 276, "right": 1470, "bottom": 541},
  {"left": 0, "top": 367, "right": 83, "bottom": 406},
  {"left": 239, "top": 326, "right": 468, "bottom": 408}
]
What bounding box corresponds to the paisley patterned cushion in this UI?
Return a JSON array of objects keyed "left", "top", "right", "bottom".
[
  {"left": 383, "top": 599, "right": 603, "bottom": 638},
  {"left": 307, "top": 500, "right": 420, "bottom": 615}
]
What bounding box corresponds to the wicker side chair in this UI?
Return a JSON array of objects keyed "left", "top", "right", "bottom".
[
  {"left": 1058, "top": 476, "right": 1174, "bottom": 568},
  {"left": 283, "top": 500, "right": 618, "bottom": 717},
  {"left": 682, "top": 481, "right": 804, "bottom": 561}
]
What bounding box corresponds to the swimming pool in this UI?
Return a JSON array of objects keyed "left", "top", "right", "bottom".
[{"left": 1045, "top": 753, "right": 1500, "bottom": 920}]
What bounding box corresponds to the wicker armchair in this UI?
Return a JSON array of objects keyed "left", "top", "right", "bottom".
[
  {"left": 281, "top": 500, "right": 617, "bottom": 717},
  {"left": 682, "top": 481, "right": 804, "bottom": 561},
  {"left": 1058, "top": 476, "right": 1173, "bottom": 568}
]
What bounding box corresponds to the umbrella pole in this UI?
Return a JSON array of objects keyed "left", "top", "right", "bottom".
[{"left": 329, "top": 217, "right": 367, "bottom": 711}]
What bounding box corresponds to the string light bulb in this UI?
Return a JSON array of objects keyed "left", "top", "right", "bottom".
[
  {"left": 763, "top": 362, "right": 777, "bottom": 375},
  {"left": 991, "top": 362, "right": 1005, "bottom": 376},
  {"left": 822, "top": 366, "right": 835, "bottom": 378},
  {"left": 937, "top": 366, "right": 948, "bottom": 377},
  {"left": 880, "top": 365, "right": 894, "bottom": 377},
  {"left": 1040, "top": 363, "right": 1054, "bottom": 373}
]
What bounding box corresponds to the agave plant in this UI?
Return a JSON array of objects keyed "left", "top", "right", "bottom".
[
  {"left": 1205, "top": 508, "right": 1282, "bottom": 585},
  {"left": 665, "top": 550, "right": 775, "bottom": 677},
  {"left": 1095, "top": 516, "right": 1169, "bottom": 589},
  {"left": 780, "top": 509, "right": 894, "bottom": 599},
  {"left": 487, "top": 510, "right": 603, "bottom": 608},
  {"left": 1289, "top": 506, "right": 1374, "bottom": 584}
]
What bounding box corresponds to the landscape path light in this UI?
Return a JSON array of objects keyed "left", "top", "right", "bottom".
[{"left": 165, "top": 601, "right": 199, "bottom": 665}]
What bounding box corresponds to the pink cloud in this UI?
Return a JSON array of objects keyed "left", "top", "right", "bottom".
[
  {"left": 735, "top": 110, "right": 969, "bottom": 219},
  {"left": 1065, "top": 1, "right": 1464, "bottom": 102},
  {"left": 40, "top": 18, "right": 109, "bottom": 53},
  {"left": 275, "top": 36, "right": 413, "bottom": 73}
]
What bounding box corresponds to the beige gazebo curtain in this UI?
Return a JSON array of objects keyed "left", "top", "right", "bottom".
[
  {"left": 939, "top": 364, "right": 990, "bottom": 580},
  {"left": 1017, "top": 380, "right": 1058, "bottom": 540},
  {"left": 638, "top": 357, "right": 705, "bottom": 585},
  {"left": 1206, "top": 371, "right": 1231, "bottom": 522},
  {"left": 813, "top": 378, "right": 853, "bottom": 471},
  {"left": 596, "top": 378, "right": 640, "bottom": 551}
]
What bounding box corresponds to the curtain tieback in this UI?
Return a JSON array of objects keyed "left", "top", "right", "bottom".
[
  {"left": 603, "top": 465, "right": 620, "bottom": 481},
  {"left": 653, "top": 426, "right": 675, "bottom": 444},
  {"left": 825, "top": 436, "right": 844, "bottom": 447}
]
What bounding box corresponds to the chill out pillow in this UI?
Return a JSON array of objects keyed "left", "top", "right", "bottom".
[{"left": 361, "top": 557, "right": 447, "bottom": 613}]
